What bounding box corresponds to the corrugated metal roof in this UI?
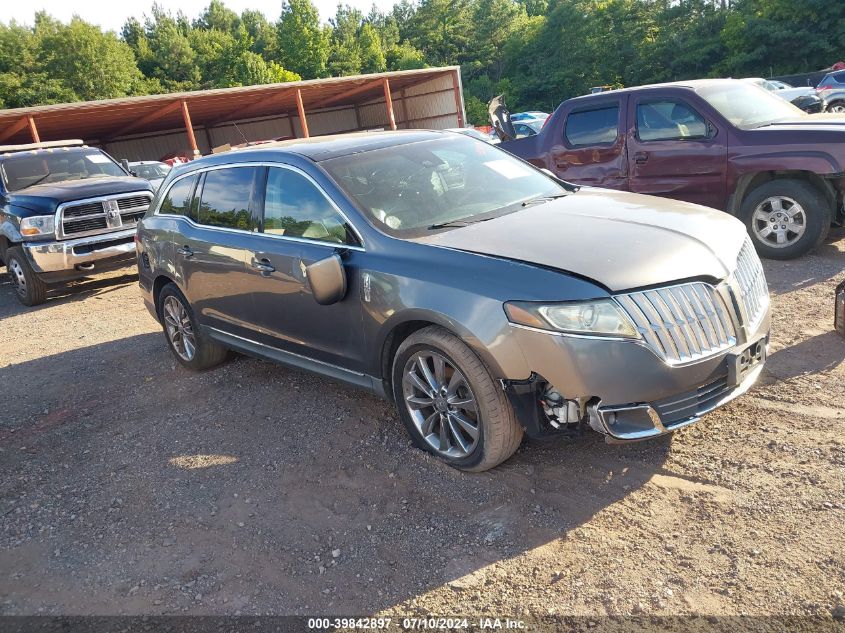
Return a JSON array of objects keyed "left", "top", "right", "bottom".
[{"left": 0, "top": 67, "right": 460, "bottom": 145}]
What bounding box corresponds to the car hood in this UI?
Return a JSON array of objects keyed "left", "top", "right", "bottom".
[
  {"left": 415, "top": 188, "right": 747, "bottom": 292},
  {"left": 9, "top": 176, "right": 152, "bottom": 215}
]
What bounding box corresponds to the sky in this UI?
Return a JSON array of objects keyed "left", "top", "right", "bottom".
[{"left": 4, "top": 0, "right": 398, "bottom": 31}]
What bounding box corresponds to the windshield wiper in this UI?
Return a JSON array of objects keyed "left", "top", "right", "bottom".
[
  {"left": 427, "top": 217, "right": 496, "bottom": 230},
  {"left": 521, "top": 192, "right": 569, "bottom": 207},
  {"left": 25, "top": 171, "right": 52, "bottom": 189}
]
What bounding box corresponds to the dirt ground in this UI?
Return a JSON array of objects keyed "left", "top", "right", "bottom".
[{"left": 0, "top": 231, "right": 844, "bottom": 623}]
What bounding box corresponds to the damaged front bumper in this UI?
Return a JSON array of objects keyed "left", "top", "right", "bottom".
[{"left": 502, "top": 313, "right": 770, "bottom": 442}]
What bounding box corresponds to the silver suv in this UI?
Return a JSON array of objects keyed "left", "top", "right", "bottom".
[{"left": 136, "top": 131, "right": 771, "bottom": 471}]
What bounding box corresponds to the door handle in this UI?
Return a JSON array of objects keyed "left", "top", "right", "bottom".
[
  {"left": 251, "top": 258, "right": 275, "bottom": 275},
  {"left": 634, "top": 152, "right": 649, "bottom": 164},
  {"left": 176, "top": 245, "right": 193, "bottom": 258}
]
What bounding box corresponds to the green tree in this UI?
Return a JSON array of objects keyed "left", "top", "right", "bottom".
[
  {"left": 328, "top": 5, "right": 364, "bottom": 76},
  {"left": 277, "top": 0, "right": 329, "bottom": 78},
  {"left": 194, "top": 0, "right": 241, "bottom": 34},
  {"left": 359, "top": 22, "right": 387, "bottom": 73},
  {"left": 407, "top": 0, "right": 473, "bottom": 66},
  {"left": 37, "top": 17, "right": 141, "bottom": 101}
]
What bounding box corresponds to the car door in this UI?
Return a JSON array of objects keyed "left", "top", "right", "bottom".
[
  {"left": 548, "top": 97, "right": 628, "bottom": 189},
  {"left": 171, "top": 165, "right": 263, "bottom": 339},
  {"left": 626, "top": 95, "right": 727, "bottom": 210},
  {"left": 244, "top": 164, "right": 367, "bottom": 372}
]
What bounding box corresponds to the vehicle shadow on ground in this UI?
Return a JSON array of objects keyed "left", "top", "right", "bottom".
[
  {"left": 0, "top": 267, "right": 138, "bottom": 318},
  {"left": 763, "top": 226, "right": 845, "bottom": 296},
  {"left": 764, "top": 331, "right": 845, "bottom": 381},
  {"left": 0, "top": 330, "right": 673, "bottom": 615}
]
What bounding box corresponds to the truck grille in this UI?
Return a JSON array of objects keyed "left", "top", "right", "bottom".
[
  {"left": 732, "top": 238, "right": 769, "bottom": 332},
  {"left": 616, "top": 282, "right": 737, "bottom": 365},
  {"left": 59, "top": 192, "right": 152, "bottom": 238}
]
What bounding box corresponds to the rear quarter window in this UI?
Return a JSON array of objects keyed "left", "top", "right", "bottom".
[{"left": 564, "top": 105, "right": 620, "bottom": 147}]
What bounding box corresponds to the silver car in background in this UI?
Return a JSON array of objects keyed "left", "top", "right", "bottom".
[{"left": 136, "top": 131, "right": 770, "bottom": 471}]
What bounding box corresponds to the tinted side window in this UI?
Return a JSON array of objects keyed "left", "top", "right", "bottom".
[
  {"left": 834, "top": 70, "right": 845, "bottom": 82},
  {"left": 197, "top": 167, "right": 259, "bottom": 231},
  {"left": 159, "top": 175, "right": 197, "bottom": 216},
  {"left": 637, "top": 100, "right": 708, "bottom": 141},
  {"left": 263, "top": 168, "right": 355, "bottom": 245},
  {"left": 564, "top": 106, "right": 620, "bottom": 146}
]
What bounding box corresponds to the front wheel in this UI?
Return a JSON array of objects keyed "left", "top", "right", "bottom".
[
  {"left": 5, "top": 246, "right": 48, "bottom": 306},
  {"left": 392, "top": 326, "right": 523, "bottom": 472},
  {"left": 740, "top": 179, "right": 831, "bottom": 260},
  {"left": 158, "top": 283, "right": 228, "bottom": 370},
  {"left": 827, "top": 101, "right": 845, "bottom": 114}
]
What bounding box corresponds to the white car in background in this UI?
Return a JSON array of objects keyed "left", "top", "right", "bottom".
[
  {"left": 128, "top": 161, "right": 171, "bottom": 190},
  {"left": 743, "top": 77, "right": 824, "bottom": 112}
]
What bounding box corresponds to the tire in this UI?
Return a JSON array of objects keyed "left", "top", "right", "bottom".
[
  {"left": 5, "top": 246, "right": 48, "bottom": 306},
  {"left": 740, "top": 179, "right": 831, "bottom": 260},
  {"left": 157, "top": 282, "right": 228, "bottom": 370},
  {"left": 827, "top": 101, "right": 845, "bottom": 114},
  {"left": 391, "top": 326, "right": 523, "bottom": 472}
]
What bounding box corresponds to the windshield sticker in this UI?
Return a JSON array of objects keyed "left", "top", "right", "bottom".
[
  {"left": 484, "top": 159, "right": 532, "bottom": 179},
  {"left": 86, "top": 154, "right": 111, "bottom": 164}
]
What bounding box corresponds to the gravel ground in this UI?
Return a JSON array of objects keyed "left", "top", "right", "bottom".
[{"left": 0, "top": 231, "right": 843, "bottom": 620}]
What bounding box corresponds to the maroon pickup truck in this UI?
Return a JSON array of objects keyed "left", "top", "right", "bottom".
[{"left": 496, "top": 79, "right": 845, "bottom": 259}]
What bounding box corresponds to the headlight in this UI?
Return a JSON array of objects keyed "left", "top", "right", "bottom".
[
  {"left": 504, "top": 299, "right": 640, "bottom": 338},
  {"left": 20, "top": 215, "right": 56, "bottom": 237}
]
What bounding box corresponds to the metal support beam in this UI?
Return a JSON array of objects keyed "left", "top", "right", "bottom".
[
  {"left": 451, "top": 69, "right": 465, "bottom": 128},
  {"left": 0, "top": 115, "right": 30, "bottom": 144},
  {"left": 181, "top": 100, "right": 200, "bottom": 156},
  {"left": 296, "top": 89, "right": 309, "bottom": 138},
  {"left": 317, "top": 79, "right": 384, "bottom": 109},
  {"left": 383, "top": 78, "right": 397, "bottom": 131},
  {"left": 207, "top": 89, "right": 294, "bottom": 128},
  {"left": 27, "top": 116, "right": 40, "bottom": 143},
  {"left": 107, "top": 100, "right": 181, "bottom": 140}
]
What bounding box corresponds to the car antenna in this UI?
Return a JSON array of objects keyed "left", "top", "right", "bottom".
[{"left": 232, "top": 122, "right": 250, "bottom": 146}]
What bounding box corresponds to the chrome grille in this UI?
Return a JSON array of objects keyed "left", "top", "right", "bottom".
[
  {"left": 616, "top": 282, "right": 737, "bottom": 365},
  {"left": 60, "top": 192, "right": 152, "bottom": 238},
  {"left": 733, "top": 238, "right": 769, "bottom": 332}
]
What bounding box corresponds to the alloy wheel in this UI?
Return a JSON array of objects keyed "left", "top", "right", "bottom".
[
  {"left": 751, "top": 196, "right": 806, "bottom": 248},
  {"left": 162, "top": 295, "right": 196, "bottom": 361},
  {"left": 828, "top": 103, "right": 845, "bottom": 113},
  {"left": 8, "top": 257, "right": 27, "bottom": 299},
  {"left": 402, "top": 351, "right": 480, "bottom": 459}
]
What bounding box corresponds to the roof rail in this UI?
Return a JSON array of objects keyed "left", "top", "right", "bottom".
[{"left": 0, "top": 139, "right": 86, "bottom": 154}]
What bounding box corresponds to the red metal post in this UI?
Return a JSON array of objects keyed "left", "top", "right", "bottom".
[
  {"left": 296, "top": 89, "right": 310, "bottom": 138},
  {"left": 181, "top": 100, "right": 199, "bottom": 156},
  {"left": 383, "top": 78, "right": 397, "bottom": 131},
  {"left": 27, "top": 116, "right": 40, "bottom": 143},
  {"left": 451, "top": 69, "right": 465, "bottom": 128}
]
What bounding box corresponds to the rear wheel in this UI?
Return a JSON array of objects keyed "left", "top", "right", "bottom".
[
  {"left": 158, "top": 283, "right": 228, "bottom": 370},
  {"left": 740, "top": 179, "right": 831, "bottom": 260},
  {"left": 392, "top": 326, "right": 523, "bottom": 472},
  {"left": 6, "top": 246, "right": 48, "bottom": 306}
]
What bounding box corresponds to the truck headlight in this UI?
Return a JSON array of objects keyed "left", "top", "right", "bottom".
[
  {"left": 20, "top": 215, "right": 56, "bottom": 237},
  {"left": 504, "top": 299, "right": 641, "bottom": 338}
]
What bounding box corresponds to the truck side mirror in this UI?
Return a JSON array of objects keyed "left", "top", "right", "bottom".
[
  {"left": 305, "top": 253, "right": 347, "bottom": 305},
  {"left": 120, "top": 158, "right": 137, "bottom": 176}
]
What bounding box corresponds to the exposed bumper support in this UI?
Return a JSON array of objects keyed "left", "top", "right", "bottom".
[{"left": 23, "top": 229, "right": 136, "bottom": 273}]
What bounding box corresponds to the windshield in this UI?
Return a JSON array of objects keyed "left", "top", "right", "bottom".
[
  {"left": 133, "top": 163, "right": 170, "bottom": 180},
  {"left": 697, "top": 82, "right": 805, "bottom": 129},
  {"left": 1, "top": 149, "right": 126, "bottom": 192},
  {"left": 321, "top": 135, "right": 565, "bottom": 237}
]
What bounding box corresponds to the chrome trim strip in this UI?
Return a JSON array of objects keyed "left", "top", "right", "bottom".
[{"left": 152, "top": 161, "right": 366, "bottom": 251}]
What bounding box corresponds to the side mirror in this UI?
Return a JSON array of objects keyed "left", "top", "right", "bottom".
[
  {"left": 706, "top": 122, "right": 717, "bottom": 139},
  {"left": 306, "top": 253, "right": 347, "bottom": 305}
]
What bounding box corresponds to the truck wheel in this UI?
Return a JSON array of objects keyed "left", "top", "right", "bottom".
[
  {"left": 157, "top": 282, "right": 228, "bottom": 370},
  {"left": 392, "top": 326, "right": 523, "bottom": 472},
  {"left": 740, "top": 179, "right": 831, "bottom": 260},
  {"left": 5, "top": 246, "right": 48, "bottom": 306}
]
